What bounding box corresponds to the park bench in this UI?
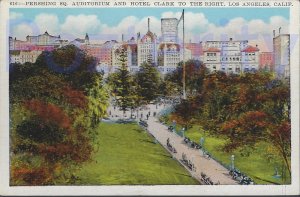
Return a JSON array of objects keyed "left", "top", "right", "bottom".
[
  {"left": 229, "top": 169, "right": 254, "bottom": 185},
  {"left": 166, "top": 139, "right": 177, "bottom": 153}
]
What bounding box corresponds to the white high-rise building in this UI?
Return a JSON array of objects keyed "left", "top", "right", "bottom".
[
  {"left": 203, "top": 47, "right": 221, "bottom": 72},
  {"left": 241, "top": 45, "right": 260, "bottom": 73},
  {"left": 161, "top": 18, "right": 178, "bottom": 43},
  {"left": 26, "top": 31, "right": 62, "bottom": 46},
  {"left": 137, "top": 18, "right": 158, "bottom": 66},
  {"left": 273, "top": 29, "right": 290, "bottom": 79},
  {"left": 203, "top": 38, "right": 259, "bottom": 74},
  {"left": 157, "top": 43, "right": 181, "bottom": 73}
]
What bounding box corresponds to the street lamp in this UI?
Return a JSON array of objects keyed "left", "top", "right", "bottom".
[
  {"left": 181, "top": 127, "right": 185, "bottom": 138},
  {"left": 231, "top": 155, "right": 235, "bottom": 170},
  {"left": 200, "top": 137, "right": 205, "bottom": 149},
  {"left": 172, "top": 120, "right": 176, "bottom": 132}
]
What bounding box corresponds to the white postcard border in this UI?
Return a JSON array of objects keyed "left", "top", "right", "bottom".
[{"left": 0, "top": 0, "right": 299, "bottom": 195}]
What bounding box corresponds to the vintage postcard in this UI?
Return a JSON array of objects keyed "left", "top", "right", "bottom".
[{"left": 0, "top": 0, "right": 299, "bottom": 195}]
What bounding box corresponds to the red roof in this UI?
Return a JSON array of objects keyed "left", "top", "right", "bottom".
[
  {"left": 141, "top": 31, "right": 156, "bottom": 42},
  {"left": 159, "top": 43, "right": 180, "bottom": 51},
  {"left": 122, "top": 44, "right": 137, "bottom": 52},
  {"left": 242, "top": 45, "right": 259, "bottom": 52},
  {"left": 204, "top": 47, "right": 220, "bottom": 52},
  {"left": 185, "top": 43, "right": 203, "bottom": 56}
]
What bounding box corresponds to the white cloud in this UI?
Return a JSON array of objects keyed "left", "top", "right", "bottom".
[
  {"left": 161, "top": 11, "right": 182, "bottom": 19},
  {"left": 9, "top": 10, "right": 289, "bottom": 52},
  {"left": 11, "top": 23, "right": 34, "bottom": 40},
  {"left": 201, "top": 16, "right": 289, "bottom": 41},
  {"left": 101, "top": 16, "right": 161, "bottom": 41},
  {"left": 163, "top": 11, "right": 210, "bottom": 43},
  {"left": 10, "top": 12, "right": 23, "bottom": 20},
  {"left": 199, "top": 15, "right": 289, "bottom": 51},
  {"left": 34, "top": 13, "right": 60, "bottom": 35},
  {"left": 61, "top": 14, "right": 101, "bottom": 38}
]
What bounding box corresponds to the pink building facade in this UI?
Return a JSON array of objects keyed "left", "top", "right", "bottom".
[{"left": 259, "top": 52, "right": 274, "bottom": 71}]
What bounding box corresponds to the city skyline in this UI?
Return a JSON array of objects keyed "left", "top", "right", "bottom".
[{"left": 10, "top": 8, "right": 289, "bottom": 52}]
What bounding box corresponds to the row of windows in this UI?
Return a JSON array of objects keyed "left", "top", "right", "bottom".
[
  {"left": 206, "top": 59, "right": 218, "bottom": 62},
  {"left": 139, "top": 49, "right": 153, "bottom": 53},
  {"left": 207, "top": 53, "right": 217, "bottom": 56},
  {"left": 222, "top": 53, "right": 241, "bottom": 56},
  {"left": 222, "top": 57, "right": 240, "bottom": 61}
]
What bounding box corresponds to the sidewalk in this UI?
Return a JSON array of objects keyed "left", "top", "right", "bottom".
[{"left": 146, "top": 116, "right": 238, "bottom": 185}]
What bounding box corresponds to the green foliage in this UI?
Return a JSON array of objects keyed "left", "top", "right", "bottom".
[
  {"left": 135, "top": 62, "right": 162, "bottom": 103},
  {"left": 170, "top": 70, "right": 291, "bottom": 181},
  {"left": 164, "top": 60, "right": 207, "bottom": 97},
  {"left": 107, "top": 47, "right": 138, "bottom": 112},
  {"left": 183, "top": 126, "right": 290, "bottom": 184},
  {"left": 10, "top": 44, "right": 109, "bottom": 185},
  {"left": 16, "top": 118, "right": 66, "bottom": 145}
]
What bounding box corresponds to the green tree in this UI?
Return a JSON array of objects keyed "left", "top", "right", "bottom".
[
  {"left": 164, "top": 59, "right": 207, "bottom": 98},
  {"left": 9, "top": 45, "right": 109, "bottom": 185},
  {"left": 108, "top": 47, "right": 137, "bottom": 114},
  {"left": 135, "top": 62, "right": 162, "bottom": 103}
]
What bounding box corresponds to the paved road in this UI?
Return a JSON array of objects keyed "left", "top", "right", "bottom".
[{"left": 107, "top": 104, "right": 238, "bottom": 185}]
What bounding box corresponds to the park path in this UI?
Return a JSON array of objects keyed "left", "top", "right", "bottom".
[
  {"left": 107, "top": 104, "right": 238, "bottom": 185},
  {"left": 146, "top": 116, "right": 238, "bottom": 185}
]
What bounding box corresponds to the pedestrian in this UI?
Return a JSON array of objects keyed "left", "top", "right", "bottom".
[{"left": 153, "top": 112, "right": 156, "bottom": 117}]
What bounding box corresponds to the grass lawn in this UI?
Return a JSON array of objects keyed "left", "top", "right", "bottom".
[
  {"left": 184, "top": 126, "right": 291, "bottom": 185},
  {"left": 74, "top": 122, "right": 199, "bottom": 185}
]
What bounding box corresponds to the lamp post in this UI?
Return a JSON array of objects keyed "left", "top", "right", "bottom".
[
  {"left": 200, "top": 137, "right": 205, "bottom": 149},
  {"left": 231, "top": 155, "right": 235, "bottom": 170},
  {"left": 181, "top": 127, "right": 185, "bottom": 138},
  {"left": 172, "top": 120, "right": 176, "bottom": 132}
]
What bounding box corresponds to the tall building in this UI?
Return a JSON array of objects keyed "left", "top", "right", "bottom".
[
  {"left": 157, "top": 43, "right": 181, "bottom": 73},
  {"left": 10, "top": 50, "right": 43, "bottom": 64},
  {"left": 26, "top": 31, "right": 62, "bottom": 46},
  {"left": 80, "top": 44, "right": 102, "bottom": 63},
  {"left": 9, "top": 37, "right": 32, "bottom": 50},
  {"left": 161, "top": 18, "right": 178, "bottom": 43},
  {"left": 112, "top": 42, "right": 138, "bottom": 72},
  {"left": 220, "top": 38, "right": 247, "bottom": 74},
  {"left": 204, "top": 39, "right": 248, "bottom": 50},
  {"left": 185, "top": 42, "right": 203, "bottom": 61},
  {"left": 98, "top": 40, "right": 118, "bottom": 73},
  {"left": 273, "top": 29, "right": 290, "bottom": 79},
  {"left": 241, "top": 45, "right": 260, "bottom": 73},
  {"left": 203, "top": 38, "right": 260, "bottom": 74},
  {"left": 137, "top": 18, "right": 158, "bottom": 66},
  {"left": 70, "top": 33, "right": 90, "bottom": 46},
  {"left": 203, "top": 47, "right": 221, "bottom": 72},
  {"left": 259, "top": 52, "right": 274, "bottom": 71}
]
